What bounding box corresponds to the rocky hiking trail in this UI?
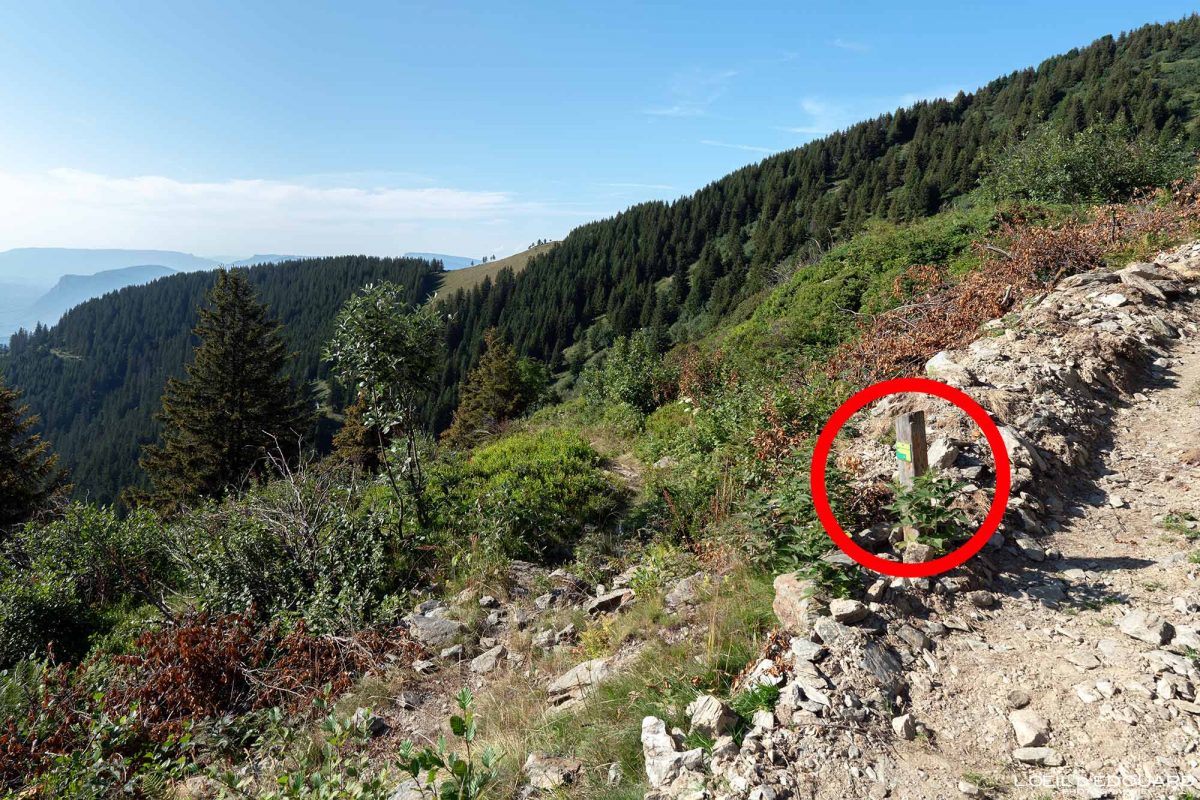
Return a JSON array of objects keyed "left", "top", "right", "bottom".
[
  {"left": 332, "top": 244, "right": 1200, "bottom": 800},
  {"left": 898, "top": 314, "right": 1200, "bottom": 797},
  {"left": 637, "top": 244, "right": 1200, "bottom": 800}
]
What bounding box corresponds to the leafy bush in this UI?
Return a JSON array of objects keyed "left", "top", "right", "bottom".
[
  {"left": 427, "top": 430, "right": 620, "bottom": 563},
  {"left": 214, "top": 710, "right": 392, "bottom": 799},
  {"left": 0, "top": 612, "right": 419, "bottom": 794},
  {"left": 0, "top": 654, "right": 193, "bottom": 795},
  {"left": 168, "top": 465, "right": 397, "bottom": 632},
  {"left": 581, "top": 330, "right": 675, "bottom": 413},
  {"left": 213, "top": 689, "right": 499, "bottom": 800},
  {"left": 627, "top": 541, "right": 697, "bottom": 597},
  {"left": 635, "top": 365, "right": 848, "bottom": 542},
  {"left": 982, "top": 122, "right": 1192, "bottom": 204},
  {"left": 325, "top": 281, "right": 445, "bottom": 525},
  {"left": 745, "top": 455, "right": 862, "bottom": 599},
  {"left": 887, "top": 470, "right": 968, "bottom": 552},
  {"left": 0, "top": 505, "right": 175, "bottom": 665}
]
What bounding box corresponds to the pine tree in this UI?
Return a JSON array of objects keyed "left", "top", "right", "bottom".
[
  {"left": 139, "top": 270, "right": 311, "bottom": 512},
  {"left": 0, "top": 377, "right": 68, "bottom": 529},
  {"left": 441, "top": 329, "right": 541, "bottom": 450}
]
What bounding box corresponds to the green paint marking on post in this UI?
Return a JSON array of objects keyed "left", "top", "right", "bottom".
[{"left": 895, "top": 441, "right": 912, "bottom": 462}]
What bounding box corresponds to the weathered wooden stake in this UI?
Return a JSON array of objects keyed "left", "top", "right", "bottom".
[{"left": 894, "top": 410, "right": 929, "bottom": 488}]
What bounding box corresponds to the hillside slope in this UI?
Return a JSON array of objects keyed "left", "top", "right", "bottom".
[
  {"left": 434, "top": 242, "right": 556, "bottom": 297},
  {"left": 434, "top": 17, "right": 1200, "bottom": 423},
  {"left": 366, "top": 244, "right": 1199, "bottom": 800}
]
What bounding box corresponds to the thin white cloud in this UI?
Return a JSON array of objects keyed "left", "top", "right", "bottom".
[
  {"left": 0, "top": 168, "right": 567, "bottom": 257},
  {"left": 700, "top": 139, "right": 776, "bottom": 154},
  {"left": 780, "top": 98, "right": 850, "bottom": 137},
  {"left": 645, "top": 68, "right": 738, "bottom": 118},
  {"left": 645, "top": 104, "right": 706, "bottom": 119},
  {"left": 781, "top": 87, "right": 967, "bottom": 140},
  {"left": 831, "top": 38, "right": 870, "bottom": 53}
]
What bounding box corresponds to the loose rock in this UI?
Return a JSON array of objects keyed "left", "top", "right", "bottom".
[
  {"left": 891, "top": 714, "right": 916, "bottom": 740},
  {"left": 1009, "top": 708, "right": 1050, "bottom": 747},
  {"left": 470, "top": 644, "right": 506, "bottom": 675},
  {"left": 686, "top": 695, "right": 738, "bottom": 739},
  {"left": 1012, "top": 747, "right": 1063, "bottom": 767},
  {"left": 523, "top": 753, "right": 583, "bottom": 790},
  {"left": 828, "top": 598, "right": 869, "bottom": 624},
  {"left": 1118, "top": 610, "right": 1174, "bottom": 645}
]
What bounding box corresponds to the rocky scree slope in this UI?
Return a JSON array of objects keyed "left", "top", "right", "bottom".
[{"left": 638, "top": 242, "right": 1200, "bottom": 800}]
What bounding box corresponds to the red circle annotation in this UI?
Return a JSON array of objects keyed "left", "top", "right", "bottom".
[{"left": 809, "top": 377, "right": 1012, "bottom": 579}]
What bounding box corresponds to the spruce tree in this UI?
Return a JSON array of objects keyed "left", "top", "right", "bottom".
[
  {"left": 0, "top": 377, "right": 68, "bottom": 529},
  {"left": 140, "top": 270, "right": 310, "bottom": 512},
  {"left": 441, "top": 329, "right": 540, "bottom": 450}
]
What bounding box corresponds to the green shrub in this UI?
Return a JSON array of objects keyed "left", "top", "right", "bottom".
[
  {"left": 642, "top": 402, "right": 695, "bottom": 452},
  {"left": 581, "top": 330, "right": 675, "bottom": 413},
  {"left": 395, "top": 688, "right": 500, "bottom": 800},
  {"left": 212, "top": 691, "right": 500, "bottom": 800},
  {"left": 635, "top": 368, "right": 848, "bottom": 541},
  {"left": 0, "top": 577, "right": 88, "bottom": 666},
  {"left": 887, "top": 470, "right": 969, "bottom": 553},
  {"left": 212, "top": 707, "right": 391, "bottom": 800},
  {"left": 428, "top": 429, "right": 620, "bottom": 563},
  {"left": 627, "top": 541, "right": 697, "bottom": 597},
  {"left": 169, "top": 466, "right": 397, "bottom": 633},
  {"left": 0, "top": 505, "right": 175, "bottom": 664},
  {"left": 325, "top": 281, "right": 444, "bottom": 526},
  {"left": 745, "top": 455, "right": 862, "bottom": 599},
  {"left": 982, "top": 122, "right": 1192, "bottom": 204}
]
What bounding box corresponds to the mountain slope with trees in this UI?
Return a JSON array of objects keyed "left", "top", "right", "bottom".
[
  {"left": 5, "top": 16, "right": 1200, "bottom": 505},
  {"left": 0, "top": 257, "right": 441, "bottom": 504},
  {"left": 433, "top": 16, "right": 1200, "bottom": 421}
]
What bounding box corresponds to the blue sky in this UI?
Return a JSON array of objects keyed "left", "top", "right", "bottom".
[{"left": 0, "top": 1, "right": 1195, "bottom": 259}]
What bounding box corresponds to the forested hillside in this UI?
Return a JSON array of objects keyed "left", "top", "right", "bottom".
[
  {"left": 5, "top": 16, "right": 1200, "bottom": 504},
  {"left": 434, "top": 17, "right": 1200, "bottom": 420},
  {"left": 0, "top": 257, "right": 440, "bottom": 503}
]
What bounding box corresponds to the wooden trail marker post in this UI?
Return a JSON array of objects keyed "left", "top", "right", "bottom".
[
  {"left": 894, "top": 410, "right": 929, "bottom": 548},
  {"left": 894, "top": 410, "right": 929, "bottom": 487}
]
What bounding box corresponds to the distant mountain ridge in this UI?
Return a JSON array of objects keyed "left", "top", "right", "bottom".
[
  {"left": 0, "top": 251, "right": 310, "bottom": 339},
  {"left": 403, "top": 252, "right": 480, "bottom": 270},
  {"left": 19, "top": 265, "right": 178, "bottom": 333},
  {"left": 0, "top": 248, "right": 217, "bottom": 287}
]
